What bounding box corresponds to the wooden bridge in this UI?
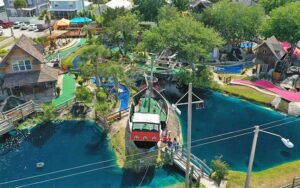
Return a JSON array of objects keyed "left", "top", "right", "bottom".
[
  {"left": 0, "top": 100, "right": 41, "bottom": 136},
  {"left": 106, "top": 108, "right": 129, "bottom": 122},
  {"left": 166, "top": 147, "right": 213, "bottom": 182}
]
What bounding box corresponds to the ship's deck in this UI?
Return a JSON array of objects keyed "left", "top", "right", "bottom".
[{"left": 138, "top": 98, "right": 167, "bottom": 122}]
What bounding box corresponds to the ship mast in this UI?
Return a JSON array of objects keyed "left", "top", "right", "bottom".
[{"left": 147, "top": 54, "right": 155, "bottom": 112}]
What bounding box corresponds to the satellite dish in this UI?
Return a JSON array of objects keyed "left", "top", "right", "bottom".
[{"left": 281, "top": 138, "right": 294, "bottom": 148}]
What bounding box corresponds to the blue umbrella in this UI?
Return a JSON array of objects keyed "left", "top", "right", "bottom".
[{"left": 70, "top": 17, "right": 92, "bottom": 24}]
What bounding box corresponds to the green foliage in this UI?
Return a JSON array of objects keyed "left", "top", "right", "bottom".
[
  {"left": 177, "top": 65, "right": 218, "bottom": 88},
  {"left": 96, "top": 89, "right": 107, "bottom": 102},
  {"left": 82, "top": 24, "right": 96, "bottom": 40},
  {"left": 172, "top": 0, "right": 189, "bottom": 11},
  {"left": 202, "top": 0, "right": 264, "bottom": 45},
  {"left": 41, "top": 103, "right": 56, "bottom": 122},
  {"left": 32, "top": 37, "right": 49, "bottom": 45},
  {"left": 13, "top": 0, "right": 27, "bottom": 9},
  {"left": 258, "top": 0, "right": 298, "bottom": 13},
  {"left": 106, "top": 12, "right": 140, "bottom": 56},
  {"left": 211, "top": 156, "right": 229, "bottom": 184},
  {"left": 76, "top": 86, "right": 93, "bottom": 103},
  {"left": 243, "top": 76, "right": 258, "bottom": 81},
  {"left": 79, "top": 61, "right": 95, "bottom": 81},
  {"left": 260, "top": 2, "right": 300, "bottom": 45},
  {"left": 98, "top": 61, "right": 126, "bottom": 90},
  {"left": 96, "top": 102, "right": 109, "bottom": 116},
  {"left": 0, "top": 48, "right": 8, "bottom": 56},
  {"left": 157, "top": 5, "right": 179, "bottom": 21},
  {"left": 139, "top": 8, "right": 224, "bottom": 63},
  {"left": 133, "top": 0, "right": 165, "bottom": 21},
  {"left": 102, "top": 7, "right": 128, "bottom": 26}
]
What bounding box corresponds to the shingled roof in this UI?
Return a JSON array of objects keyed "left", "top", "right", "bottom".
[
  {"left": 255, "top": 36, "right": 286, "bottom": 60},
  {"left": 1, "top": 35, "right": 45, "bottom": 64},
  {"left": 2, "top": 64, "right": 58, "bottom": 88}
]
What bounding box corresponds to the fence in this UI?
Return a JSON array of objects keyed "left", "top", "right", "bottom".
[{"left": 280, "top": 177, "right": 300, "bottom": 188}]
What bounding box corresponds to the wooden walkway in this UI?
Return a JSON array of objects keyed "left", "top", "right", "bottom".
[{"left": 0, "top": 100, "right": 41, "bottom": 136}]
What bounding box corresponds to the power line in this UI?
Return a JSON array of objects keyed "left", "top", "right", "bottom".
[
  {"left": 138, "top": 165, "right": 149, "bottom": 187},
  {"left": 1, "top": 117, "right": 297, "bottom": 186},
  {"left": 262, "top": 119, "right": 300, "bottom": 131},
  {"left": 15, "top": 154, "right": 158, "bottom": 188}
]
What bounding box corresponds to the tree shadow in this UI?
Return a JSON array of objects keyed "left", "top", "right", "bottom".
[{"left": 26, "top": 122, "right": 57, "bottom": 148}]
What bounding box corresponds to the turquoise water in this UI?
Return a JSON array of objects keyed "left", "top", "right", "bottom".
[
  {"left": 0, "top": 121, "right": 184, "bottom": 187},
  {"left": 162, "top": 83, "right": 300, "bottom": 172}
]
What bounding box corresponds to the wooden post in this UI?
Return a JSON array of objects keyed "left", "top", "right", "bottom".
[{"left": 292, "top": 177, "right": 296, "bottom": 188}]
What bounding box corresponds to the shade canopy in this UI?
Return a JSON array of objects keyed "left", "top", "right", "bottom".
[
  {"left": 56, "top": 18, "right": 70, "bottom": 27},
  {"left": 106, "top": 0, "right": 133, "bottom": 10},
  {"left": 70, "top": 17, "right": 92, "bottom": 24}
]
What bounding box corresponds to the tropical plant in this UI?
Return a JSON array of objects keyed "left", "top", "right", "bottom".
[
  {"left": 98, "top": 61, "right": 126, "bottom": 91},
  {"left": 76, "top": 86, "right": 93, "bottom": 103},
  {"left": 13, "top": 0, "right": 27, "bottom": 17},
  {"left": 39, "top": 10, "right": 52, "bottom": 35},
  {"left": 106, "top": 12, "right": 140, "bottom": 57},
  {"left": 82, "top": 24, "right": 96, "bottom": 40},
  {"left": 78, "top": 61, "right": 94, "bottom": 83},
  {"left": 172, "top": 0, "right": 189, "bottom": 11},
  {"left": 41, "top": 103, "right": 56, "bottom": 122},
  {"left": 80, "top": 45, "right": 111, "bottom": 87},
  {"left": 102, "top": 7, "right": 128, "bottom": 26},
  {"left": 202, "top": 0, "right": 265, "bottom": 45},
  {"left": 210, "top": 156, "right": 229, "bottom": 184}
]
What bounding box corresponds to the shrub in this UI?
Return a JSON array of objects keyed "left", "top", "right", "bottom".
[
  {"left": 96, "top": 102, "right": 109, "bottom": 116},
  {"left": 210, "top": 156, "right": 229, "bottom": 184},
  {"left": 96, "top": 90, "right": 107, "bottom": 102},
  {"left": 76, "top": 86, "right": 93, "bottom": 103},
  {"left": 42, "top": 103, "right": 56, "bottom": 122}
]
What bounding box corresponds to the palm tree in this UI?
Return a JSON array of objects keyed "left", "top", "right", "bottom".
[
  {"left": 13, "top": 0, "right": 27, "bottom": 17},
  {"left": 44, "top": 11, "right": 52, "bottom": 36},
  {"left": 80, "top": 45, "right": 111, "bottom": 87},
  {"left": 82, "top": 24, "right": 95, "bottom": 41},
  {"left": 98, "top": 61, "right": 126, "bottom": 92}
]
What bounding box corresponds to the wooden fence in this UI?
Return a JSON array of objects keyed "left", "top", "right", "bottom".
[{"left": 279, "top": 177, "right": 300, "bottom": 188}]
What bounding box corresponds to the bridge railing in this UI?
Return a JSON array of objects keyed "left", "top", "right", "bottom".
[
  {"left": 279, "top": 177, "right": 300, "bottom": 188},
  {"left": 177, "top": 147, "right": 212, "bottom": 176}
]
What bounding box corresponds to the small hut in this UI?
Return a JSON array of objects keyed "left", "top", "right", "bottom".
[{"left": 55, "top": 18, "right": 70, "bottom": 30}]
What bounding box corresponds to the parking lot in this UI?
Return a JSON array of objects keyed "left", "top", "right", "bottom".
[{"left": 2, "top": 27, "right": 50, "bottom": 38}]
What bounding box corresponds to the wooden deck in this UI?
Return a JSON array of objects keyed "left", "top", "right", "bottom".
[{"left": 0, "top": 100, "right": 41, "bottom": 136}]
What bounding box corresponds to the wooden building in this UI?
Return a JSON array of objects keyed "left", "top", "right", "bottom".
[
  {"left": 0, "top": 35, "right": 58, "bottom": 102},
  {"left": 254, "top": 36, "right": 288, "bottom": 74}
]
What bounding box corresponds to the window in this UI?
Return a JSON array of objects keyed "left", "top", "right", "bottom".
[
  {"left": 25, "top": 60, "right": 32, "bottom": 70},
  {"left": 12, "top": 60, "right": 32, "bottom": 72}
]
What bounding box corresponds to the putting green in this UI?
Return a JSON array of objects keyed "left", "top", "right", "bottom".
[{"left": 52, "top": 74, "right": 76, "bottom": 107}]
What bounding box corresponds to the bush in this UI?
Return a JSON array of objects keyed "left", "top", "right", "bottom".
[
  {"left": 76, "top": 86, "right": 93, "bottom": 103},
  {"left": 96, "top": 90, "right": 107, "bottom": 102},
  {"left": 244, "top": 76, "right": 257, "bottom": 81},
  {"left": 96, "top": 102, "right": 109, "bottom": 116},
  {"left": 211, "top": 156, "right": 229, "bottom": 184},
  {"left": 42, "top": 103, "right": 56, "bottom": 122}
]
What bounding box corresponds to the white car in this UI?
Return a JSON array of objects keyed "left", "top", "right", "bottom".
[
  {"left": 13, "top": 22, "right": 21, "bottom": 29},
  {"left": 0, "top": 26, "right": 3, "bottom": 36},
  {"left": 28, "top": 24, "right": 37, "bottom": 31},
  {"left": 20, "top": 23, "right": 28, "bottom": 30}
]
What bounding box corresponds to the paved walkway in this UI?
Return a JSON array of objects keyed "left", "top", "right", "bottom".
[{"left": 52, "top": 74, "right": 76, "bottom": 107}]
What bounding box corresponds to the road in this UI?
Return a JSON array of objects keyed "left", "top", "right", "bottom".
[{"left": 2, "top": 27, "right": 50, "bottom": 38}]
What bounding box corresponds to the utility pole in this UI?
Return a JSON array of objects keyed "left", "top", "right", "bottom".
[
  {"left": 244, "top": 126, "right": 259, "bottom": 188},
  {"left": 185, "top": 83, "right": 192, "bottom": 188},
  {"left": 4, "top": 0, "right": 14, "bottom": 38}
]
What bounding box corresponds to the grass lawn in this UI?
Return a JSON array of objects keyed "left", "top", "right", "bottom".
[
  {"left": 227, "top": 160, "right": 300, "bottom": 188},
  {"left": 52, "top": 74, "right": 76, "bottom": 107},
  {"left": 0, "top": 36, "right": 9, "bottom": 42},
  {"left": 110, "top": 127, "right": 126, "bottom": 167},
  {"left": 167, "top": 182, "right": 206, "bottom": 188},
  {"left": 220, "top": 85, "right": 275, "bottom": 105}
]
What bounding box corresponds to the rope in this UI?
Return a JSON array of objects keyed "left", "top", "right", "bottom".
[{"left": 138, "top": 165, "right": 149, "bottom": 187}]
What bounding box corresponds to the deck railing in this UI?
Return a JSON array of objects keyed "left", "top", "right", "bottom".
[
  {"left": 279, "top": 177, "right": 300, "bottom": 188},
  {"left": 54, "top": 97, "right": 76, "bottom": 112}
]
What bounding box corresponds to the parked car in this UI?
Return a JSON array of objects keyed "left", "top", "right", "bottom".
[
  {"left": 36, "top": 23, "right": 49, "bottom": 31},
  {"left": 20, "top": 23, "right": 28, "bottom": 30},
  {"left": 28, "top": 24, "right": 37, "bottom": 31},
  {"left": 13, "top": 22, "right": 21, "bottom": 29},
  {"left": 0, "top": 20, "right": 14, "bottom": 28},
  {"left": 0, "top": 26, "right": 3, "bottom": 36}
]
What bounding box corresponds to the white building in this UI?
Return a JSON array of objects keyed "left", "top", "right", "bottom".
[{"left": 49, "top": 0, "right": 92, "bottom": 19}]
